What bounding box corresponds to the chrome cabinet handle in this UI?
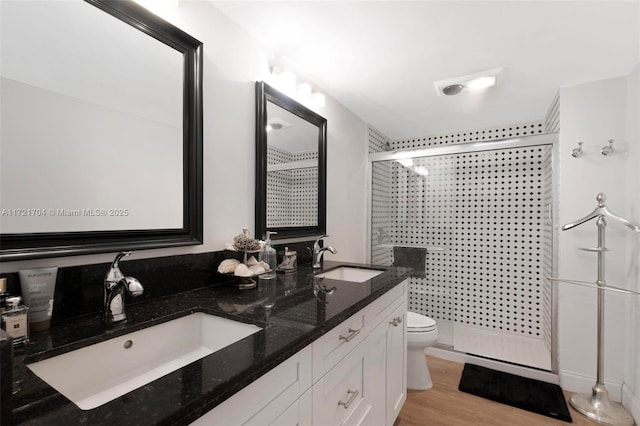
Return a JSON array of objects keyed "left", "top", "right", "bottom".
[
  {"left": 338, "top": 389, "right": 359, "bottom": 409},
  {"left": 338, "top": 327, "right": 361, "bottom": 342},
  {"left": 389, "top": 316, "right": 403, "bottom": 327}
]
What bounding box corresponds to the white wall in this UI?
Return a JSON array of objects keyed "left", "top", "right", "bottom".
[
  {"left": 0, "top": 0, "right": 368, "bottom": 273},
  {"left": 558, "top": 67, "right": 639, "bottom": 415}
]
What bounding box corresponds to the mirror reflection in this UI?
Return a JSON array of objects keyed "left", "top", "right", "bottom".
[
  {"left": 0, "top": 0, "right": 184, "bottom": 233},
  {"left": 266, "top": 102, "right": 319, "bottom": 228}
]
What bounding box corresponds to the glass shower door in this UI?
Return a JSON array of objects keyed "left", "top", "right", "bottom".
[{"left": 370, "top": 142, "right": 554, "bottom": 370}]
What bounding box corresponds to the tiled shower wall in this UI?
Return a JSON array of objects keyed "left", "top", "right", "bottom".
[
  {"left": 369, "top": 119, "right": 556, "bottom": 354},
  {"left": 383, "top": 120, "right": 545, "bottom": 152},
  {"left": 266, "top": 146, "right": 318, "bottom": 228},
  {"left": 368, "top": 125, "right": 392, "bottom": 153}
]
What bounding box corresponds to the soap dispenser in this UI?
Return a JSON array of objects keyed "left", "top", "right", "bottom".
[{"left": 259, "top": 231, "right": 277, "bottom": 280}]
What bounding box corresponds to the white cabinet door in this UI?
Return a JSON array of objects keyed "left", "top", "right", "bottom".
[
  {"left": 367, "top": 312, "right": 389, "bottom": 425},
  {"left": 367, "top": 300, "right": 407, "bottom": 426},
  {"left": 386, "top": 302, "right": 407, "bottom": 426}
]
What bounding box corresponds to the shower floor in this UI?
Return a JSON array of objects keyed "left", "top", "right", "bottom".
[
  {"left": 418, "top": 317, "right": 551, "bottom": 370},
  {"left": 452, "top": 324, "right": 551, "bottom": 370}
]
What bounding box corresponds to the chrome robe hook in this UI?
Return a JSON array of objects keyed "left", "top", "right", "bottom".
[
  {"left": 601, "top": 139, "right": 614, "bottom": 156},
  {"left": 571, "top": 142, "right": 584, "bottom": 158}
]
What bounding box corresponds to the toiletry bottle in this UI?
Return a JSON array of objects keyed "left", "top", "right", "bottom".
[
  {"left": 260, "top": 231, "right": 277, "bottom": 279},
  {"left": 2, "top": 296, "right": 29, "bottom": 345}
]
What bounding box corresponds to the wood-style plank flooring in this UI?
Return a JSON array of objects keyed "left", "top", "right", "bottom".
[{"left": 396, "top": 356, "right": 599, "bottom": 426}]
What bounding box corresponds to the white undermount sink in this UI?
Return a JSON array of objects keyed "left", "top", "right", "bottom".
[
  {"left": 27, "top": 312, "right": 262, "bottom": 410},
  {"left": 316, "top": 267, "right": 384, "bottom": 283}
]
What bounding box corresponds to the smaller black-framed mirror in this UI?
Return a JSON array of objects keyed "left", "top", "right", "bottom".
[{"left": 255, "top": 81, "right": 327, "bottom": 241}]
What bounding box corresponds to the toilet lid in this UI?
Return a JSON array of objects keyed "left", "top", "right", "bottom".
[{"left": 407, "top": 311, "right": 436, "bottom": 332}]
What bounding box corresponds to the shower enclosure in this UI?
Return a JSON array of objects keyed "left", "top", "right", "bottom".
[{"left": 369, "top": 134, "right": 557, "bottom": 371}]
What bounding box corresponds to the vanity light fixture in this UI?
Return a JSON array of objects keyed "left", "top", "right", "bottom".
[
  {"left": 271, "top": 69, "right": 297, "bottom": 98},
  {"left": 434, "top": 67, "right": 502, "bottom": 96},
  {"left": 296, "top": 83, "right": 312, "bottom": 103},
  {"left": 310, "top": 93, "right": 326, "bottom": 108},
  {"left": 268, "top": 67, "right": 325, "bottom": 108}
]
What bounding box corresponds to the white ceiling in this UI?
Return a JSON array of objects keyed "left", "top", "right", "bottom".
[{"left": 212, "top": 1, "right": 639, "bottom": 140}]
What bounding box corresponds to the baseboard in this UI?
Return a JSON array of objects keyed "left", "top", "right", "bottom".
[
  {"left": 558, "top": 369, "right": 623, "bottom": 402},
  {"left": 425, "top": 346, "right": 559, "bottom": 385},
  {"left": 622, "top": 383, "right": 640, "bottom": 424}
]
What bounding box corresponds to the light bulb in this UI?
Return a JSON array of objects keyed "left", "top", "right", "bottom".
[
  {"left": 296, "top": 83, "right": 312, "bottom": 104},
  {"left": 466, "top": 76, "right": 496, "bottom": 90}
]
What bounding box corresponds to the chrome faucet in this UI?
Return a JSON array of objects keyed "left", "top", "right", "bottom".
[
  {"left": 312, "top": 235, "right": 337, "bottom": 269},
  {"left": 103, "top": 251, "right": 144, "bottom": 326}
]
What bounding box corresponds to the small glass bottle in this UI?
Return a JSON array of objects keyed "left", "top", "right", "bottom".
[
  {"left": 2, "top": 296, "right": 29, "bottom": 345},
  {"left": 259, "top": 231, "right": 277, "bottom": 280}
]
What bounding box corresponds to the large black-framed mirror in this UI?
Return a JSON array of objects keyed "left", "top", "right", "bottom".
[
  {"left": 255, "top": 81, "right": 327, "bottom": 241},
  {"left": 0, "top": 0, "right": 203, "bottom": 261}
]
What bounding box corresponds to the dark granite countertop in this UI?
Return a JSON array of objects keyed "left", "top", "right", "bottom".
[{"left": 10, "top": 261, "right": 410, "bottom": 426}]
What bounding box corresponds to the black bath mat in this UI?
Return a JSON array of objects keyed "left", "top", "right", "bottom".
[{"left": 458, "top": 364, "right": 572, "bottom": 423}]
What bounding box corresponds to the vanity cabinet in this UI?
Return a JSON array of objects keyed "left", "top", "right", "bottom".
[{"left": 191, "top": 279, "right": 408, "bottom": 426}]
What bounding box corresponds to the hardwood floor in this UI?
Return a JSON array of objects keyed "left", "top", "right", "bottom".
[{"left": 396, "top": 356, "right": 599, "bottom": 426}]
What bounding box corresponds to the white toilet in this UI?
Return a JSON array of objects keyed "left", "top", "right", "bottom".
[{"left": 406, "top": 311, "right": 439, "bottom": 390}]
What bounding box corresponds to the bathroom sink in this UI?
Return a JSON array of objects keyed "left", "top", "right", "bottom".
[
  {"left": 27, "top": 312, "right": 262, "bottom": 410},
  {"left": 316, "top": 267, "right": 384, "bottom": 283}
]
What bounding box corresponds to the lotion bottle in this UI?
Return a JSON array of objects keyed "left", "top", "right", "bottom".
[{"left": 260, "top": 231, "right": 277, "bottom": 280}]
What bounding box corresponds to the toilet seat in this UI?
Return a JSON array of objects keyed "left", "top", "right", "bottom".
[{"left": 407, "top": 311, "right": 437, "bottom": 332}]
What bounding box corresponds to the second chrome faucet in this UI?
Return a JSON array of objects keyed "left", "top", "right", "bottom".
[{"left": 312, "top": 235, "right": 337, "bottom": 269}]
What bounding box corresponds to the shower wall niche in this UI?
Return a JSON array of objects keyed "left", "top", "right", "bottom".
[{"left": 370, "top": 134, "right": 555, "bottom": 371}]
